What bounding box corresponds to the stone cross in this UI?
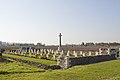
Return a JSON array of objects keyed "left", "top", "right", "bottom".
[{"left": 58, "top": 33, "right": 62, "bottom": 52}]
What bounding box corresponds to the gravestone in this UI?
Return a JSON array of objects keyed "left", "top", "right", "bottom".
[
  {"left": 89, "top": 51, "right": 92, "bottom": 56},
  {"left": 44, "top": 49, "right": 47, "bottom": 55},
  {"left": 29, "top": 48, "right": 31, "bottom": 53},
  {"left": 53, "top": 52, "right": 57, "bottom": 60},
  {"left": 46, "top": 53, "right": 50, "bottom": 59},
  {"left": 61, "top": 50, "right": 64, "bottom": 55},
  {"left": 107, "top": 48, "right": 110, "bottom": 55},
  {"left": 67, "top": 50, "right": 70, "bottom": 57},
  {"left": 21, "top": 51, "right": 24, "bottom": 55},
  {"left": 73, "top": 51, "right": 77, "bottom": 57},
  {"left": 31, "top": 49, "right": 34, "bottom": 53},
  {"left": 80, "top": 51, "right": 83, "bottom": 56},
  {"left": 55, "top": 50, "right": 59, "bottom": 54},
  {"left": 52, "top": 50, "right": 54, "bottom": 54},
  {"left": 46, "top": 50, "right": 51, "bottom": 59},
  {"left": 37, "top": 49, "right": 40, "bottom": 54},
  {"left": 95, "top": 51, "right": 99, "bottom": 55},
  {"left": 40, "top": 49, "right": 43, "bottom": 56},
  {"left": 83, "top": 53, "right": 85, "bottom": 56},
  {"left": 99, "top": 48, "right": 102, "bottom": 55}
]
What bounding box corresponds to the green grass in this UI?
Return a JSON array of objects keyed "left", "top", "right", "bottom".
[
  {"left": 0, "top": 58, "right": 44, "bottom": 75},
  {"left": 0, "top": 57, "right": 120, "bottom": 80},
  {"left": 3, "top": 53, "right": 57, "bottom": 65},
  {"left": 0, "top": 57, "right": 11, "bottom": 63}
]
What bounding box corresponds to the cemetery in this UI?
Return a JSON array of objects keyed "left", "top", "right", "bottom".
[
  {"left": 1, "top": 55, "right": 120, "bottom": 80},
  {"left": 0, "top": 0, "right": 120, "bottom": 79},
  {"left": 0, "top": 33, "right": 120, "bottom": 80},
  {"left": 1, "top": 33, "right": 120, "bottom": 69}
]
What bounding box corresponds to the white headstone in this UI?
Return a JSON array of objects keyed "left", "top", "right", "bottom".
[
  {"left": 44, "top": 49, "right": 47, "bottom": 55},
  {"left": 31, "top": 49, "right": 34, "bottom": 53},
  {"left": 89, "top": 51, "right": 92, "bottom": 56},
  {"left": 21, "top": 51, "right": 24, "bottom": 55},
  {"left": 52, "top": 50, "right": 54, "bottom": 54},
  {"left": 99, "top": 48, "right": 102, "bottom": 55},
  {"left": 53, "top": 52, "right": 56, "bottom": 60},
  {"left": 73, "top": 51, "right": 77, "bottom": 57},
  {"left": 49, "top": 49, "right": 52, "bottom": 53},
  {"left": 29, "top": 48, "right": 31, "bottom": 53},
  {"left": 67, "top": 50, "right": 70, "bottom": 57},
  {"left": 95, "top": 51, "right": 99, "bottom": 55},
  {"left": 36, "top": 49, "right": 39, "bottom": 54},
  {"left": 61, "top": 50, "right": 64, "bottom": 55},
  {"left": 83, "top": 53, "right": 85, "bottom": 56},
  {"left": 40, "top": 49, "right": 43, "bottom": 56},
  {"left": 107, "top": 48, "right": 110, "bottom": 55},
  {"left": 56, "top": 50, "right": 59, "bottom": 54},
  {"left": 80, "top": 51, "right": 83, "bottom": 55},
  {"left": 46, "top": 53, "right": 49, "bottom": 59}
]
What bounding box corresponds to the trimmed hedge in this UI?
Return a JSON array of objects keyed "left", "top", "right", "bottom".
[{"left": 3, "top": 56, "right": 61, "bottom": 70}]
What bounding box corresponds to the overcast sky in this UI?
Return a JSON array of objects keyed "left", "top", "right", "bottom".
[{"left": 0, "top": 0, "right": 120, "bottom": 45}]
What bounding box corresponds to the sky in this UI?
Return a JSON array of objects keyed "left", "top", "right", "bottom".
[{"left": 0, "top": 0, "right": 120, "bottom": 45}]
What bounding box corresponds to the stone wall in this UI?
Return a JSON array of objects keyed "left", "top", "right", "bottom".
[
  {"left": 58, "top": 54, "right": 117, "bottom": 68},
  {"left": 69, "top": 54, "right": 116, "bottom": 66}
]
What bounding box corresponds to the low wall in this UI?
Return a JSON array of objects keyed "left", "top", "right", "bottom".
[
  {"left": 70, "top": 54, "right": 116, "bottom": 66},
  {"left": 58, "top": 54, "right": 117, "bottom": 68}
]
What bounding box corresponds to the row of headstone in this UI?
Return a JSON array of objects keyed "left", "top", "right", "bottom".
[
  {"left": 8, "top": 49, "right": 100, "bottom": 58},
  {"left": 65, "top": 50, "right": 100, "bottom": 57},
  {"left": 7, "top": 48, "right": 120, "bottom": 60},
  {"left": 7, "top": 48, "right": 58, "bottom": 60},
  {"left": 58, "top": 48, "right": 120, "bottom": 69}
]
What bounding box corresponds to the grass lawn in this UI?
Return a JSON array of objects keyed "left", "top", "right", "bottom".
[
  {"left": 3, "top": 53, "right": 57, "bottom": 65},
  {"left": 0, "top": 58, "right": 44, "bottom": 78},
  {"left": 0, "top": 57, "right": 120, "bottom": 80}
]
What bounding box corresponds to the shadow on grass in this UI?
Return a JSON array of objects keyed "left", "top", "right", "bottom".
[
  {"left": 0, "top": 57, "right": 13, "bottom": 63},
  {"left": 0, "top": 70, "right": 45, "bottom": 75}
]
